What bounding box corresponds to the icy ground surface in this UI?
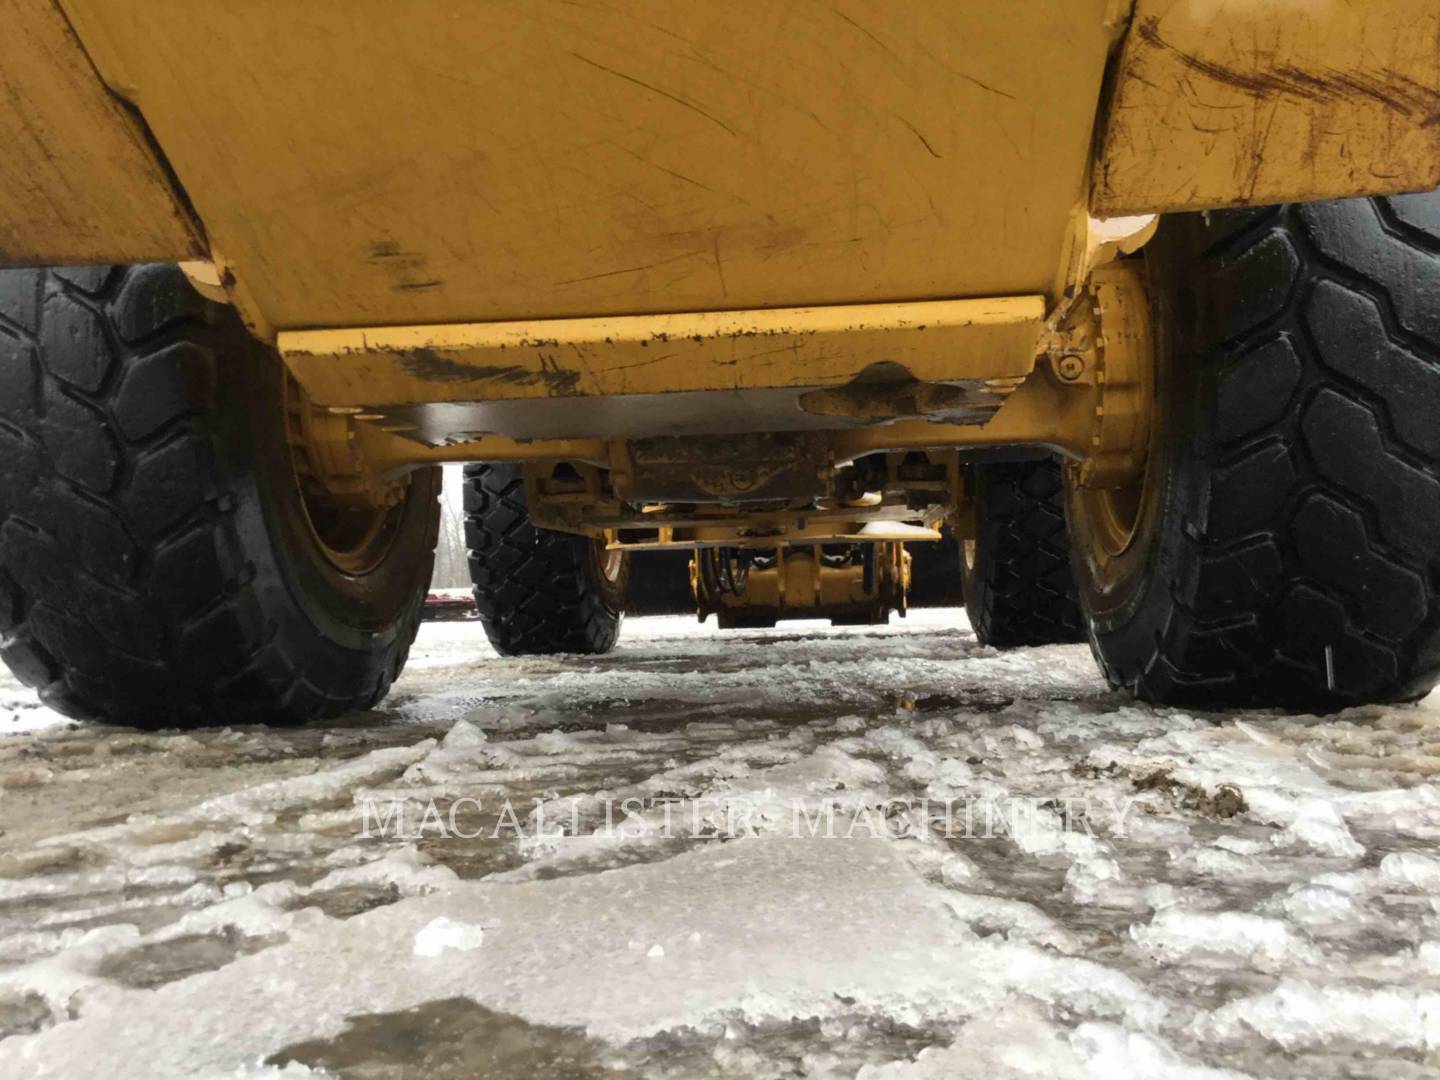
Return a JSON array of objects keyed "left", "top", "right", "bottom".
[{"left": 4, "top": 612, "right": 1440, "bottom": 1078}]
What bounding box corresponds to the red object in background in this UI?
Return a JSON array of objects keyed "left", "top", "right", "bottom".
[{"left": 422, "top": 589, "right": 477, "bottom": 621}]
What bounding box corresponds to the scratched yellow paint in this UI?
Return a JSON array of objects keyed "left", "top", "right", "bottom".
[
  {"left": 0, "top": 0, "right": 201, "bottom": 264},
  {"left": 1092, "top": 0, "right": 1440, "bottom": 216},
  {"left": 58, "top": 0, "right": 1119, "bottom": 331},
  {"left": 280, "top": 295, "right": 1045, "bottom": 407},
  {"left": 4, "top": 0, "right": 1434, "bottom": 343}
]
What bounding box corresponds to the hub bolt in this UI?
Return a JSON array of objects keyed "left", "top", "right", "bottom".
[{"left": 1056, "top": 354, "right": 1086, "bottom": 381}]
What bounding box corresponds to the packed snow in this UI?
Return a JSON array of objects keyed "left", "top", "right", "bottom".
[{"left": 2, "top": 611, "right": 1440, "bottom": 1077}]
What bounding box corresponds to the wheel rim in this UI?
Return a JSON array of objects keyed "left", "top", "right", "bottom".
[
  {"left": 296, "top": 488, "right": 406, "bottom": 576},
  {"left": 283, "top": 378, "right": 408, "bottom": 576},
  {"left": 1068, "top": 432, "right": 1161, "bottom": 595},
  {"left": 1065, "top": 261, "right": 1162, "bottom": 596},
  {"left": 1081, "top": 476, "right": 1146, "bottom": 561},
  {"left": 594, "top": 533, "right": 624, "bottom": 584}
]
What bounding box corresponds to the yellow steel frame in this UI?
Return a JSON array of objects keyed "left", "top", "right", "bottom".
[
  {"left": 1093, "top": 0, "right": 1440, "bottom": 216},
  {"left": 54, "top": 0, "right": 1123, "bottom": 329},
  {"left": 607, "top": 521, "right": 941, "bottom": 554},
  {"left": 280, "top": 296, "right": 1042, "bottom": 419},
  {"left": 333, "top": 304, "right": 1120, "bottom": 470},
  {"left": 314, "top": 271, "right": 1145, "bottom": 549},
  {"left": 9, "top": 0, "right": 1429, "bottom": 289},
  {"left": 0, "top": 0, "right": 1435, "bottom": 555}
]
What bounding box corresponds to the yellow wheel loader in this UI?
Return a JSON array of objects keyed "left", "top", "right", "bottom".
[{"left": 1, "top": 1, "right": 1439, "bottom": 724}]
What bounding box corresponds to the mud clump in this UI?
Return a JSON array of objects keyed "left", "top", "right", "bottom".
[{"left": 1132, "top": 768, "right": 1248, "bottom": 819}]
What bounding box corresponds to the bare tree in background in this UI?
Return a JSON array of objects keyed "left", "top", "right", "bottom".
[{"left": 429, "top": 465, "right": 472, "bottom": 589}]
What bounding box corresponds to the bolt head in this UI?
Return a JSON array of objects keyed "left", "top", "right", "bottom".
[{"left": 1056, "top": 354, "right": 1086, "bottom": 381}]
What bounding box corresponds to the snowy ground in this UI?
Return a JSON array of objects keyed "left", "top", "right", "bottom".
[{"left": 3, "top": 611, "right": 1440, "bottom": 1078}]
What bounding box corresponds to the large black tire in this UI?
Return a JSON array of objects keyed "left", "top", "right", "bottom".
[
  {"left": 0, "top": 265, "right": 440, "bottom": 726},
  {"left": 1069, "top": 192, "right": 1440, "bottom": 710},
  {"left": 462, "top": 463, "right": 627, "bottom": 655},
  {"left": 959, "top": 458, "right": 1085, "bottom": 647}
]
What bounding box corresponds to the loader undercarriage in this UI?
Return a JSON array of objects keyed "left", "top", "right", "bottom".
[
  {"left": 271, "top": 258, "right": 1158, "bottom": 625},
  {"left": 269, "top": 257, "right": 1156, "bottom": 628}
]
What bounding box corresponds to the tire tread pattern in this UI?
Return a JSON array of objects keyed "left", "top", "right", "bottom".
[
  {"left": 0, "top": 266, "right": 429, "bottom": 725},
  {"left": 463, "top": 463, "right": 622, "bottom": 655},
  {"left": 1110, "top": 196, "right": 1440, "bottom": 708},
  {"left": 964, "top": 459, "right": 1085, "bottom": 648}
]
